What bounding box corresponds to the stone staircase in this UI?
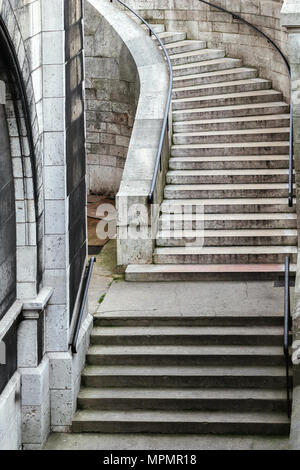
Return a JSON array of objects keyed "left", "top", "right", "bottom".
[
  {"left": 72, "top": 282, "right": 291, "bottom": 435},
  {"left": 126, "top": 25, "right": 297, "bottom": 281},
  {"left": 72, "top": 25, "right": 295, "bottom": 439}
]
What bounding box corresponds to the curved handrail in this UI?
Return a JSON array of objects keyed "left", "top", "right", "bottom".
[
  {"left": 198, "top": 0, "right": 294, "bottom": 207},
  {"left": 109, "top": 0, "right": 173, "bottom": 204},
  {"left": 284, "top": 256, "right": 292, "bottom": 418}
]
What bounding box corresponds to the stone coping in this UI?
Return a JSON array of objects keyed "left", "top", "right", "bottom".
[
  {"left": 0, "top": 287, "right": 53, "bottom": 342},
  {"left": 281, "top": 0, "right": 300, "bottom": 27},
  {"left": 88, "top": 0, "right": 169, "bottom": 202}
]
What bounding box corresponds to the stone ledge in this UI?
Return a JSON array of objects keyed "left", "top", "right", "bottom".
[
  {"left": 22, "top": 287, "right": 53, "bottom": 312},
  {"left": 281, "top": 0, "right": 300, "bottom": 28}
]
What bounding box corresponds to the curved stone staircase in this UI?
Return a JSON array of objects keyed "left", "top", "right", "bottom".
[
  {"left": 127, "top": 25, "right": 297, "bottom": 281},
  {"left": 73, "top": 24, "right": 295, "bottom": 439}
]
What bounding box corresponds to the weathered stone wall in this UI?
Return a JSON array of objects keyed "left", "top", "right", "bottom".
[
  {"left": 124, "top": 0, "right": 289, "bottom": 99},
  {"left": 85, "top": 0, "right": 139, "bottom": 197},
  {"left": 0, "top": 0, "right": 89, "bottom": 450}
]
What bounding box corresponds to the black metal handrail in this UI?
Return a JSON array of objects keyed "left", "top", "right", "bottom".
[
  {"left": 284, "top": 256, "right": 292, "bottom": 418},
  {"left": 198, "top": 0, "right": 294, "bottom": 207},
  {"left": 109, "top": 0, "right": 173, "bottom": 204},
  {"left": 71, "top": 257, "right": 96, "bottom": 354}
]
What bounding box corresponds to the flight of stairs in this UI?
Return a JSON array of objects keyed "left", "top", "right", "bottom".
[
  {"left": 72, "top": 24, "right": 294, "bottom": 439},
  {"left": 126, "top": 24, "right": 297, "bottom": 281},
  {"left": 72, "top": 298, "right": 291, "bottom": 435}
]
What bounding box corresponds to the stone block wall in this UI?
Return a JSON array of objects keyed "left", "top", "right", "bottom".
[
  {"left": 85, "top": 0, "right": 140, "bottom": 198},
  {"left": 124, "top": 0, "right": 290, "bottom": 100}
]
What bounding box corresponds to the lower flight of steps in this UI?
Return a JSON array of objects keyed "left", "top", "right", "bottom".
[{"left": 72, "top": 308, "right": 291, "bottom": 435}]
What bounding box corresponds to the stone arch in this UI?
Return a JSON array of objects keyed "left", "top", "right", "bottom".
[{"left": 0, "top": 2, "right": 43, "bottom": 300}]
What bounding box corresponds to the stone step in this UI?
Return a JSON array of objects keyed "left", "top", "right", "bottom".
[
  {"left": 172, "top": 90, "right": 283, "bottom": 111},
  {"left": 173, "top": 67, "right": 258, "bottom": 88},
  {"left": 94, "top": 307, "right": 286, "bottom": 328},
  {"left": 171, "top": 142, "right": 289, "bottom": 157},
  {"left": 173, "top": 114, "right": 291, "bottom": 133},
  {"left": 126, "top": 263, "right": 296, "bottom": 282},
  {"left": 160, "top": 198, "right": 296, "bottom": 214},
  {"left": 72, "top": 409, "right": 290, "bottom": 435},
  {"left": 169, "top": 156, "right": 290, "bottom": 170},
  {"left": 159, "top": 212, "right": 297, "bottom": 230},
  {"left": 173, "top": 57, "right": 242, "bottom": 77},
  {"left": 154, "top": 31, "right": 187, "bottom": 44},
  {"left": 145, "top": 23, "right": 165, "bottom": 33},
  {"left": 164, "top": 40, "right": 207, "bottom": 55},
  {"left": 173, "top": 102, "right": 289, "bottom": 121},
  {"left": 87, "top": 344, "right": 286, "bottom": 367},
  {"left": 154, "top": 246, "right": 297, "bottom": 265},
  {"left": 166, "top": 169, "right": 291, "bottom": 185},
  {"left": 164, "top": 183, "right": 290, "bottom": 199},
  {"left": 82, "top": 365, "right": 292, "bottom": 389},
  {"left": 156, "top": 229, "right": 297, "bottom": 247},
  {"left": 173, "top": 128, "right": 290, "bottom": 145},
  {"left": 172, "top": 79, "right": 272, "bottom": 100},
  {"left": 170, "top": 48, "right": 225, "bottom": 66},
  {"left": 77, "top": 387, "right": 287, "bottom": 412},
  {"left": 90, "top": 326, "right": 285, "bottom": 346}
]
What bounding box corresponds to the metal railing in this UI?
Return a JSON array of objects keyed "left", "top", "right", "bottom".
[
  {"left": 198, "top": 0, "right": 294, "bottom": 207},
  {"left": 71, "top": 256, "right": 96, "bottom": 354},
  {"left": 284, "top": 256, "right": 292, "bottom": 418},
  {"left": 109, "top": 0, "right": 173, "bottom": 204}
]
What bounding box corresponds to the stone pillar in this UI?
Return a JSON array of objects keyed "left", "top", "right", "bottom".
[
  {"left": 281, "top": 0, "right": 300, "bottom": 450},
  {"left": 17, "top": 288, "right": 53, "bottom": 450}
]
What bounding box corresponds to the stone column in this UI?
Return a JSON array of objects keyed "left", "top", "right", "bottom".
[
  {"left": 281, "top": 0, "right": 300, "bottom": 450},
  {"left": 18, "top": 287, "right": 53, "bottom": 450}
]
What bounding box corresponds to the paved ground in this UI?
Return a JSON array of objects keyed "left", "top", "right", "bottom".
[
  {"left": 45, "top": 256, "right": 292, "bottom": 450},
  {"left": 44, "top": 432, "right": 289, "bottom": 450}
]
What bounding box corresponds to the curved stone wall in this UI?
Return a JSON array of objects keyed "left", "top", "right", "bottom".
[
  {"left": 125, "top": 0, "right": 289, "bottom": 99},
  {"left": 85, "top": 0, "right": 140, "bottom": 197}
]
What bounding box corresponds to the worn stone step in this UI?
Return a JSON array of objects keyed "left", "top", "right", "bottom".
[
  {"left": 172, "top": 79, "right": 272, "bottom": 100},
  {"left": 90, "top": 326, "right": 285, "bottom": 346},
  {"left": 173, "top": 102, "right": 289, "bottom": 121},
  {"left": 144, "top": 23, "right": 165, "bottom": 33},
  {"left": 156, "top": 228, "right": 297, "bottom": 247},
  {"left": 169, "top": 156, "right": 290, "bottom": 170},
  {"left": 173, "top": 114, "right": 291, "bottom": 133},
  {"left": 164, "top": 40, "right": 207, "bottom": 55},
  {"left": 154, "top": 246, "right": 297, "bottom": 265},
  {"left": 166, "top": 169, "right": 291, "bottom": 185},
  {"left": 77, "top": 387, "right": 287, "bottom": 412},
  {"left": 126, "top": 263, "right": 296, "bottom": 282},
  {"left": 164, "top": 183, "right": 291, "bottom": 199},
  {"left": 159, "top": 212, "right": 297, "bottom": 230},
  {"left": 173, "top": 67, "right": 258, "bottom": 88},
  {"left": 160, "top": 198, "right": 296, "bottom": 214},
  {"left": 154, "top": 31, "right": 187, "bottom": 44},
  {"left": 172, "top": 90, "right": 283, "bottom": 111},
  {"left": 82, "top": 365, "right": 292, "bottom": 389},
  {"left": 72, "top": 409, "right": 290, "bottom": 435},
  {"left": 171, "top": 142, "right": 289, "bottom": 157},
  {"left": 173, "top": 128, "right": 290, "bottom": 145},
  {"left": 170, "top": 48, "right": 225, "bottom": 66},
  {"left": 87, "top": 344, "right": 287, "bottom": 367},
  {"left": 173, "top": 57, "right": 242, "bottom": 77}
]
